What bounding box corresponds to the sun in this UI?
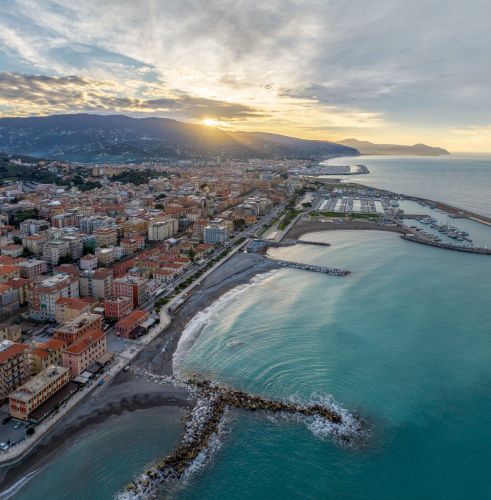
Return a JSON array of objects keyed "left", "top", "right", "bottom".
[{"left": 202, "top": 118, "right": 221, "bottom": 127}]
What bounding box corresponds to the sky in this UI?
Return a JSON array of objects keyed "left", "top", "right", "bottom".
[{"left": 0, "top": 0, "right": 490, "bottom": 152}]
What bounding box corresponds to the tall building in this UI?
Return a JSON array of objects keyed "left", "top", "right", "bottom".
[
  {"left": 112, "top": 275, "right": 149, "bottom": 307},
  {"left": 27, "top": 274, "right": 80, "bottom": 321},
  {"left": 53, "top": 313, "right": 102, "bottom": 345},
  {"left": 147, "top": 217, "right": 178, "bottom": 241},
  {"left": 79, "top": 268, "right": 113, "bottom": 299},
  {"left": 62, "top": 329, "right": 107, "bottom": 377},
  {"left": 0, "top": 340, "right": 29, "bottom": 400},
  {"left": 94, "top": 227, "right": 118, "bottom": 247},
  {"left": 203, "top": 221, "right": 228, "bottom": 244}
]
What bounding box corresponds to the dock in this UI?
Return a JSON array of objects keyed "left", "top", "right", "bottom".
[{"left": 402, "top": 234, "right": 491, "bottom": 254}]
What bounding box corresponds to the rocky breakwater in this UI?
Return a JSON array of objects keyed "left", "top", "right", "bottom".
[{"left": 121, "top": 378, "right": 364, "bottom": 498}]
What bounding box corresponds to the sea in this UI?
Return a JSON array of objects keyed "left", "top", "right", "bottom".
[
  {"left": 322, "top": 154, "right": 491, "bottom": 218},
  {"left": 3, "top": 154, "right": 491, "bottom": 500}
]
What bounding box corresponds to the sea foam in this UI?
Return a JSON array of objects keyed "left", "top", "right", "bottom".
[{"left": 172, "top": 271, "right": 277, "bottom": 376}]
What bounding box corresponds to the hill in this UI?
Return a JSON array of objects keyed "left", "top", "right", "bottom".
[
  {"left": 0, "top": 114, "right": 358, "bottom": 162},
  {"left": 338, "top": 138, "right": 449, "bottom": 156}
]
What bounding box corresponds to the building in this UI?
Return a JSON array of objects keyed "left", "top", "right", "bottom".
[
  {"left": 9, "top": 365, "right": 70, "bottom": 421},
  {"left": 42, "top": 240, "right": 70, "bottom": 266},
  {"left": 0, "top": 265, "right": 21, "bottom": 284},
  {"left": 115, "top": 310, "right": 148, "bottom": 338},
  {"left": 0, "top": 284, "right": 19, "bottom": 316},
  {"left": 79, "top": 253, "right": 97, "bottom": 270},
  {"left": 95, "top": 247, "right": 116, "bottom": 266},
  {"left": 23, "top": 234, "right": 45, "bottom": 256},
  {"left": 1, "top": 244, "right": 23, "bottom": 258},
  {"left": 122, "top": 218, "right": 148, "bottom": 238},
  {"left": 63, "top": 329, "right": 107, "bottom": 377},
  {"left": 79, "top": 268, "right": 113, "bottom": 299},
  {"left": 19, "top": 219, "right": 49, "bottom": 236},
  {"left": 147, "top": 217, "right": 178, "bottom": 241},
  {"left": 27, "top": 274, "right": 80, "bottom": 321},
  {"left": 94, "top": 227, "right": 118, "bottom": 247},
  {"left": 203, "top": 222, "right": 228, "bottom": 244},
  {"left": 16, "top": 259, "right": 47, "bottom": 279},
  {"left": 5, "top": 277, "right": 30, "bottom": 305},
  {"left": 0, "top": 340, "right": 29, "bottom": 400},
  {"left": 104, "top": 296, "right": 133, "bottom": 319},
  {"left": 112, "top": 275, "right": 149, "bottom": 307},
  {"left": 62, "top": 235, "right": 84, "bottom": 260},
  {"left": 53, "top": 313, "right": 102, "bottom": 345},
  {"left": 55, "top": 297, "right": 92, "bottom": 323},
  {"left": 30, "top": 339, "right": 67, "bottom": 375},
  {"left": 120, "top": 236, "right": 145, "bottom": 255},
  {"left": 0, "top": 324, "right": 21, "bottom": 342}
]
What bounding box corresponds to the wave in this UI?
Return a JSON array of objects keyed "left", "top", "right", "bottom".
[
  {"left": 284, "top": 393, "right": 367, "bottom": 447},
  {"left": 172, "top": 271, "right": 277, "bottom": 375},
  {"left": 0, "top": 466, "right": 46, "bottom": 499}
]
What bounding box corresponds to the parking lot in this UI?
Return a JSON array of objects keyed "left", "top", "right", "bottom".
[{"left": 0, "top": 403, "right": 29, "bottom": 451}]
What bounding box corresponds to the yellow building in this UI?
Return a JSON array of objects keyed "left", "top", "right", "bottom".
[
  {"left": 9, "top": 365, "right": 70, "bottom": 421},
  {"left": 55, "top": 297, "right": 92, "bottom": 324},
  {"left": 30, "top": 339, "right": 67, "bottom": 375}
]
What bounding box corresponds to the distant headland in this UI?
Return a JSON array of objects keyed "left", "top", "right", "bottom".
[{"left": 338, "top": 138, "right": 450, "bottom": 156}]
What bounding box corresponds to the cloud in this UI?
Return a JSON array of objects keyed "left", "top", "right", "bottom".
[
  {"left": 0, "top": 0, "right": 491, "bottom": 149},
  {"left": 0, "top": 72, "right": 267, "bottom": 120}
]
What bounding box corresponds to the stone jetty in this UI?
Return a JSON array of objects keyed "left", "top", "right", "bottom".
[
  {"left": 122, "top": 378, "right": 363, "bottom": 498},
  {"left": 272, "top": 258, "right": 350, "bottom": 276}
]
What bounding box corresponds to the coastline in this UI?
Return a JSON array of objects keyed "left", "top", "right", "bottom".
[{"left": 0, "top": 252, "right": 280, "bottom": 495}]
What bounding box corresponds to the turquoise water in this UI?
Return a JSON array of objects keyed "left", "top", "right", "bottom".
[
  {"left": 176, "top": 231, "right": 491, "bottom": 499},
  {"left": 5, "top": 406, "right": 185, "bottom": 499},
  {"left": 323, "top": 154, "right": 491, "bottom": 217}
]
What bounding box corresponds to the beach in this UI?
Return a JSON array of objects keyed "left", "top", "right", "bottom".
[{"left": 0, "top": 252, "right": 280, "bottom": 494}]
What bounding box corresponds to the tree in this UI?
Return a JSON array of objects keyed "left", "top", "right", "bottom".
[{"left": 188, "top": 248, "right": 196, "bottom": 262}]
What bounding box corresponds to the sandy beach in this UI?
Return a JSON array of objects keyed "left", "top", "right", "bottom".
[
  {"left": 285, "top": 219, "right": 406, "bottom": 240},
  {"left": 0, "top": 252, "right": 279, "bottom": 492}
]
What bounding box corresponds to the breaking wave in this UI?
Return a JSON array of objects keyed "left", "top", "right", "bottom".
[{"left": 172, "top": 271, "right": 277, "bottom": 375}]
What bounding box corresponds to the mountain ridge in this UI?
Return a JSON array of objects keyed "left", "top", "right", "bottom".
[
  {"left": 338, "top": 138, "right": 449, "bottom": 156},
  {"left": 0, "top": 113, "right": 358, "bottom": 162}
]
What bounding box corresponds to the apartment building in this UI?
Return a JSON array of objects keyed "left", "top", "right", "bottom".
[
  {"left": 62, "top": 329, "right": 107, "bottom": 377},
  {"left": 104, "top": 296, "right": 133, "bottom": 319},
  {"left": 55, "top": 297, "right": 92, "bottom": 323},
  {"left": 0, "top": 265, "right": 20, "bottom": 284},
  {"left": 112, "top": 275, "right": 149, "bottom": 307},
  {"left": 79, "top": 268, "right": 113, "bottom": 299},
  {"left": 9, "top": 365, "right": 70, "bottom": 421},
  {"left": 30, "top": 339, "right": 67, "bottom": 375},
  {"left": 94, "top": 227, "right": 118, "bottom": 247},
  {"left": 147, "top": 217, "right": 178, "bottom": 241},
  {"left": 27, "top": 274, "right": 80, "bottom": 321},
  {"left": 16, "top": 259, "right": 48, "bottom": 279},
  {"left": 0, "top": 340, "right": 29, "bottom": 400},
  {"left": 53, "top": 313, "right": 102, "bottom": 345}
]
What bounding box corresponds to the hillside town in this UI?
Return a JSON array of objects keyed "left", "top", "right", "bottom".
[{"left": 0, "top": 156, "right": 308, "bottom": 451}]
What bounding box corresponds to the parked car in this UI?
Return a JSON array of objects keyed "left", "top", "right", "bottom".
[
  {"left": 2, "top": 416, "right": 12, "bottom": 425},
  {"left": 13, "top": 422, "right": 22, "bottom": 429},
  {"left": 0, "top": 442, "right": 8, "bottom": 451}
]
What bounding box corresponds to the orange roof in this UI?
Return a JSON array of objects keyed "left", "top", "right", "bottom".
[
  {"left": 0, "top": 343, "right": 28, "bottom": 364},
  {"left": 35, "top": 339, "right": 66, "bottom": 351},
  {"left": 115, "top": 310, "right": 148, "bottom": 329},
  {"left": 0, "top": 265, "right": 20, "bottom": 276},
  {"left": 32, "top": 348, "right": 49, "bottom": 359},
  {"left": 63, "top": 329, "right": 106, "bottom": 356},
  {"left": 55, "top": 297, "right": 91, "bottom": 310}
]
